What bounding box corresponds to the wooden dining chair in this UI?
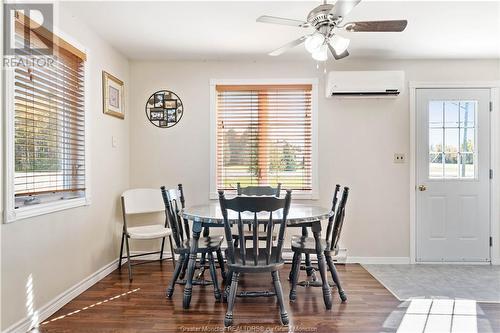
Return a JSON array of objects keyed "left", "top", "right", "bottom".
[
  {"left": 161, "top": 185, "right": 225, "bottom": 301},
  {"left": 219, "top": 189, "right": 292, "bottom": 327},
  {"left": 289, "top": 185, "right": 350, "bottom": 303},
  {"left": 236, "top": 183, "right": 281, "bottom": 196},
  {"left": 232, "top": 183, "right": 281, "bottom": 247},
  {"left": 119, "top": 188, "right": 175, "bottom": 281}
]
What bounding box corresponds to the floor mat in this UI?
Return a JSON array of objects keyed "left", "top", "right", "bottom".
[{"left": 362, "top": 264, "right": 500, "bottom": 303}]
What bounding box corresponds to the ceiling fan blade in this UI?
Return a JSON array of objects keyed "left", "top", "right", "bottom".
[
  {"left": 256, "top": 15, "right": 309, "bottom": 28},
  {"left": 328, "top": 44, "right": 349, "bottom": 60},
  {"left": 269, "top": 36, "right": 307, "bottom": 56},
  {"left": 331, "top": 0, "right": 362, "bottom": 18},
  {"left": 343, "top": 20, "right": 408, "bottom": 32}
]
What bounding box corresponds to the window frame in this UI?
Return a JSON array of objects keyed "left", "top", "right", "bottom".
[
  {"left": 427, "top": 100, "right": 479, "bottom": 180},
  {"left": 209, "top": 78, "right": 319, "bottom": 200},
  {"left": 3, "top": 24, "right": 91, "bottom": 223}
]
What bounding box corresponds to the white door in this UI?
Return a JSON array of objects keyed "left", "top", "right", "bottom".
[{"left": 416, "top": 88, "right": 491, "bottom": 262}]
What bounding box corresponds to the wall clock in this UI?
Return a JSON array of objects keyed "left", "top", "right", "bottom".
[{"left": 145, "top": 90, "right": 183, "bottom": 128}]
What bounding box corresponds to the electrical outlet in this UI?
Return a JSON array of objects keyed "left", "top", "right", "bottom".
[{"left": 394, "top": 153, "right": 405, "bottom": 164}]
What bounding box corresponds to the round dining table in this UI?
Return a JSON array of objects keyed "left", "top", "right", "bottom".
[{"left": 181, "top": 202, "right": 334, "bottom": 309}]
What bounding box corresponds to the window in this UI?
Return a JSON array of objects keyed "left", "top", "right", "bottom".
[
  {"left": 5, "top": 12, "right": 88, "bottom": 221},
  {"left": 211, "top": 82, "right": 317, "bottom": 198},
  {"left": 428, "top": 100, "right": 477, "bottom": 179}
]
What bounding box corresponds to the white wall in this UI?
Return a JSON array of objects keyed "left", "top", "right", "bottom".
[
  {"left": 128, "top": 59, "right": 500, "bottom": 259},
  {"left": 0, "top": 6, "right": 130, "bottom": 331}
]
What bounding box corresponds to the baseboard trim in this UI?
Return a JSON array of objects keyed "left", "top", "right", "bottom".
[
  {"left": 2, "top": 259, "right": 118, "bottom": 333},
  {"left": 346, "top": 257, "right": 411, "bottom": 264},
  {"left": 282, "top": 250, "right": 408, "bottom": 265}
]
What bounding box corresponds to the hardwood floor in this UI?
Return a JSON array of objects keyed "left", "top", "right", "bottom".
[{"left": 35, "top": 262, "right": 500, "bottom": 333}]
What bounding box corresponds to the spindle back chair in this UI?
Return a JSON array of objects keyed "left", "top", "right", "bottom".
[{"left": 218, "top": 189, "right": 292, "bottom": 327}]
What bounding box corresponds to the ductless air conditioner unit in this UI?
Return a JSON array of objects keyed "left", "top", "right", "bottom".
[{"left": 326, "top": 70, "right": 404, "bottom": 98}]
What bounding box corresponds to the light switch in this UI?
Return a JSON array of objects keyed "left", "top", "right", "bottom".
[
  {"left": 112, "top": 136, "right": 118, "bottom": 148},
  {"left": 394, "top": 153, "right": 405, "bottom": 164}
]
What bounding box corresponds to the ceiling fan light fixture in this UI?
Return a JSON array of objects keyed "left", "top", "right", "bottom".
[
  {"left": 311, "top": 44, "right": 328, "bottom": 61},
  {"left": 305, "top": 33, "right": 325, "bottom": 53},
  {"left": 329, "top": 34, "right": 350, "bottom": 54},
  {"left": 258, "top": 1, "right": 407, "bottom": 61}
]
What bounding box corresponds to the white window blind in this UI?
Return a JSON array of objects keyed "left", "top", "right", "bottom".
[
  {"left": 12, "top": 12, "right": 86, "bottom": 208},
  {"left": 215, "top": 84, "right": 313, "bottom": 192}
]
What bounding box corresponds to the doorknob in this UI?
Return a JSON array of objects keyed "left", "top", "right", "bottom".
[{"left": 418, "top": 185, "right": 427, "bottom": 191}]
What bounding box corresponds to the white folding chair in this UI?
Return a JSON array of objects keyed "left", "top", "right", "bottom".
[{"left": 119, "top": 188, "right": 174, "bottom": 281}]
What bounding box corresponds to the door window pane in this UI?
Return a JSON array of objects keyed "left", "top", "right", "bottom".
[
  {"left": 444, "top": 102, "right": 459, "bottom": 127},
  {"left": 429, "top": 129, "right": 443, "bottom": 153},
  {"left": 429, "top": 102, "right": 444, "bottom": 128},
  {"left": 428, "top": 100, "right": 477, "bottom": 179},
  {"left": 429, "top": 153, "right": 443, "bottom": 178},
  {"left": 444, "top": 128, "right": 459, "bottom": 153},
  {"left": 444, "top": 153, "right": 459, "bottom": 178},
  {"left": 460, "top": 128, "right": 475, "bottom": 153},
  {"left": 459, "top": 101, "right": 476, "bottom": 128},
  {"left": 460, "top": 153, "right": 475, "bottom": 178}
]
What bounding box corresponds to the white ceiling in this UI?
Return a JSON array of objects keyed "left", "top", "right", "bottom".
[{"left": 60, "top": 1, "right": 500, "bottom": 61}]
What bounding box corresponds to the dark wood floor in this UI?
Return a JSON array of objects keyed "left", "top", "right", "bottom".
[{"left": 36, "top": 262, "right": 500, "bottom": 333}]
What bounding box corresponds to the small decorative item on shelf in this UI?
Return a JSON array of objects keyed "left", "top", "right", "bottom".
[
  {"left": 145, "top": 90, "right": 183, "bottom": 128},
  {"left": 102, "top": 71, "right": 125, "bottom": 119}
]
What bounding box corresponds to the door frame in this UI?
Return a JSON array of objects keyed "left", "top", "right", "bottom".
[{"left": 409, "top": 81, "right": 500, "bottom": 265}]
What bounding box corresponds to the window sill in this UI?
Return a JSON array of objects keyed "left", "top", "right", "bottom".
[
  {"left": 209, "top": 192, "right": 319, "bottom": 200},
  {"left": 5, "top": 196, "right": 91, "bottom": 223}
]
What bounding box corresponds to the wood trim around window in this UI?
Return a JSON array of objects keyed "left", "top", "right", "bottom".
[{"left": 216, "top": 84, "right": 312, "bottom": 92}]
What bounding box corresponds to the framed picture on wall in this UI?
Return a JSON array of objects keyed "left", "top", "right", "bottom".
[
  {"left": 102, "top": 71, "right": 125, "bottom": 119},
  {"left": 154, "top": 93, "right": 165, "bottom": 108},
  {"left": 166, "top": 109, "right": 177, "bottom": 123},
  {"left": 150, "top": 109, "right": 165, "bottom": 121},
  {"left": 164, "top": 99, "right": 177, "bottom": 109}
]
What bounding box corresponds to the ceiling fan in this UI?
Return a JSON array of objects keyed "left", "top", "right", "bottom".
[{"left": 256, "top": 0, "right": 407, "bottom": 61}]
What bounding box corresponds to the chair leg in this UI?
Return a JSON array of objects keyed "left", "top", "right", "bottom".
[
  {"left": 125, "top": 236, "right": 132, "bottom": 281},
  {"left": 289, "top": 251, "right": 301, "bottom": 301},
  {"left": 167, "top": 254, "right": 184, "bottom": 298},
  {"left": 118, "top": 231, "right": 125, "bottom": 269},
  {"left": 288, "top": 251, "right": 299, "bottom": 281},
  {"left": 304, "top": 253, "right": 313, "bottom": 277},
  {"left": 208, "top": 252, "right": 221, "bottom": 301},
  {"left": 326, "top": 255, "right": 347, "bottom": 302},
  {"left": 272, "top": 271, "right": 289, "bottom": 326},
  {"left": 224, "top": 272, "right": 239, "bottom": 327},
  {"left": 197, "top": 227, "right": 209, "bottom": 278},
  {"left": 197, "top": 253, "right": 207, "bottom": 279},
  {"left": 160, "top": 237, "right": 166, "bottom": 260},
  {"left": 179, "top": 254, "right": 189, "bottom": 279},
  {"left": 168, "top": 236, "right": 176, "bottom": 269},
  {"left": 216, "top": 248, "right": 226, "bottom": 281},
  {"left": 223, "top": 269, "right": 233, "bottom": 303}
]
